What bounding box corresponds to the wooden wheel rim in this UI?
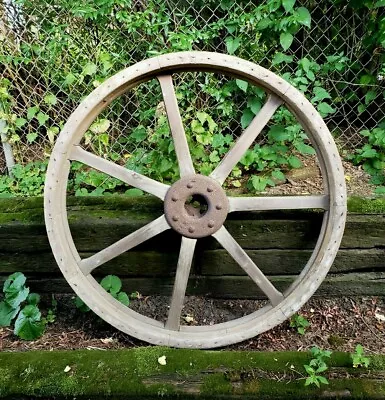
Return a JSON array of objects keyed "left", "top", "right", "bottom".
[{"left": 44, "top": 51, "right": 346, "bottom": 348}]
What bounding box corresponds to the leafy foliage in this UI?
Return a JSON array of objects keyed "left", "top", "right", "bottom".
[
  {"left": 290, "top": 313, "right": 310, "bottom": 335},
  {"left": 75, "top": 274, "right": 130, "bottom": 312},
  {"left": 1, "top": 0, "right": 384, "bottom": 195},
  {"left": 350, "top": 127, "right": 385, "bottom": 194},
  {"left": 303, "top": 347, "right": 332, "bottom": 387},
  {"left": 0, "top": 273, "right": 46, "bottom": 340},
  {"left": 351, "top": 344, "right": 370, "bottom": 368}
]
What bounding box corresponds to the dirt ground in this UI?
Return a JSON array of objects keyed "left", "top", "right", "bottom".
[
  {"left": 1, "top": 295, "right": 384, "bottom": 354},
  {"left": 265, "top": 156, "right": 375, "bottom": 197}
]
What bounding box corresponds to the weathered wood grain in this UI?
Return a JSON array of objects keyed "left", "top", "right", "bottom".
[
  {"left": 1, "top": 210, "right": 385, "bottom": 253},
  {"left": 2, "top": 272, "right": 383, "bottom": 298},
  {"left": 0, "top": 248, "right": 383, "bottom": 276},
  {"left": 0, "top": 196, "right": 384, "bottom": 297}
]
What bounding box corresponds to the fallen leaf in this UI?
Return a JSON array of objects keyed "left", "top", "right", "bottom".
[
  {"left": 158, "top": 355, "right": 167, "bottom": 366},
  {"left": 64, "top": 366, "right": 71, "bottom": 373},
  {"left": 100, "top": 338, "right": 114, "bottom": 344},
  {"left": 184, "top": 315, "right": 194, "bottom": 323},
  {"left": 375, "top": 313, "right": 385, "bottom": 322}
]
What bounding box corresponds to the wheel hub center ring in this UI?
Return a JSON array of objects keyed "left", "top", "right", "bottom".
[{"left": 164, "top": 175, "right": 229, "bottom": 239}]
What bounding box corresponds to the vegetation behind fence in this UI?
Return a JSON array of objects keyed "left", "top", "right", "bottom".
[{"left": 0, "top": 0, "right": 384, "bottom": 196}]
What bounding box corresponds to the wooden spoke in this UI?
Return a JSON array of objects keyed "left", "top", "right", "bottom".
[
  {"left": 158, "top": 74, "right": 195, "bottom": 177},
  {"left": 70, "top": 146, "right": 169, "bottom": 200},
  {"left": 212, "top": 226, "right": 284, "bottom": 306},
  {"left": 228, "top": 195, "right": 329, "bottom": 212},
  {"left": 166, "top": 237, "right": 197, "bottom": 331},
  {"left": 210, "top": 95, "right": 283, "bottom": 185},
  {"left": 79, "top": 215, "right": 170, "bottom": 275}
]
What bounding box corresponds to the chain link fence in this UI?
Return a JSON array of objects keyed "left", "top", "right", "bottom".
[{"left": 0, "top": 0, "right": 384, "bottom": 192}]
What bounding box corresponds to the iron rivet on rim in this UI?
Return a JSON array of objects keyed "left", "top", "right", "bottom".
[
  {"left": 172, "top": 215, "right": 179, "bottom": 222},
  {"left": 188, "top": 227, "right": 195, "bottom": 233},
  {"left": 172, "top": 196, "right": 178, "bottom": 202},
  {"left": 207, "top": 187, "right": 213, "bottom": 192},
  {"left": 187, "top": 182, "right": 193, "bottom": 188},
  {"left": 208, "top": 220, "right": 215, "bottom": 228},
  {"left": 216, "top": 204, "right": 222, "bottom": 210}
]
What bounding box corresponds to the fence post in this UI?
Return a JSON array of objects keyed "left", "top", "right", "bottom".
[{"left": 0, "top": 117, "right": 15, "bottom": 177}]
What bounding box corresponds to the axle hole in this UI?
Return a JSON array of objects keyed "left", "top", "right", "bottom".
[{"left": 185, "top": 194, "right": 208, "bottom": 218}]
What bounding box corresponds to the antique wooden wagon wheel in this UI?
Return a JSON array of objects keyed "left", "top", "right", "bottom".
[{"left": 44, "top": 52, "right": 346, "bottom": 348}]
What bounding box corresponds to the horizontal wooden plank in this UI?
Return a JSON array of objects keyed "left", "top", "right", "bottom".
[
  {"left": 0, "top": 248, "right": 383, "bottom": 276},
  {"left": 198, "top": 248, "right": 385, "bottom": 275},
  {"left": 3, "top": 272, "right": 384, "bottom": 298},
  {"left": 1, "top": 214, "right": 385, "bottom": 253}
]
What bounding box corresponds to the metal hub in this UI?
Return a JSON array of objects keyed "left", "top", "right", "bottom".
[{"left": 164, "top": 175, "right": 229, "bottom": 238}]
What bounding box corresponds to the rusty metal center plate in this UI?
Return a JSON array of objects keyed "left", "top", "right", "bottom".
[{"left": 164, "top": 175, "right": 229, "bottom": 239}]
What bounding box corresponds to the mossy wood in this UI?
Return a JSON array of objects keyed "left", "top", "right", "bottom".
[{"left": 0, "top": 348, "right": 385, "bottom": 399}]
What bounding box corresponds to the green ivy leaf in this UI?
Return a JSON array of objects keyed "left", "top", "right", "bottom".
[
  {"left": 15, "top": 118, "right": 27, "bottom": 128},
  {"left": 272, "top": 169, "right": 285, "bottom": 181},
  {"left": 282, "top": 0, "right": 296, "bottom": 12},
  {"left": 247, "top": 97, "right": 262, "bottom": 115},
  {"left": 82, "top": 62, "right": 97, "bottom": 76},
  {"left": 317, "top": 102, "right": 335, "bottom": 116},
  {"left": 209, "top": 150, "right": 220, "bottom": 163},
  {"left": 280, "top": 32, "right": 294, "bottom": 51},
  {"left": 131, "top": 125, "right": 147, "bottom": 142},
  {"left": 257, "top": 18, "right": 271, "bottom": 30},
  {"left": 272, "top": 52, "right": 294, "bottom": 65},
  {"left": 295, "top": 142, "right": 316, "bottom": 155},
  {"left": 14, "top": 305, "right": 45, "bottom": 340},
  {"left": 236, "top": 79, "right": 248, "bottom": 93},
  {"left": 37, "top": 112, "right": 49, "bottom": 126},
  {"left": 27, "top": 106, "right": 39, "bottom": 120},
  {"left": 365, "top": 90, "right": 377, "bottom": 105},
  {"left": 191, "top": 119, "right": 205, "bottom": 134},
  {"left": 26, "top": 132, "right": 38, "bottom": 143},
  {"left": 241, "top": 108, "right": 254, "bottom": 129},
  {"left": 0, "top": 301, "right": 20, "bottom": 327},
  {"left": 101, "top": 275, "right": 122, "bottom": 295},
  {"left": 288, "top": 155, "right": 302, "bottom": 168},
  {"left": 90, "top": 118, "right": 111, "bottom": 134},
  {"left": 296, "top": 7, "right": 311, "bottom": 28},
  {"left": 117, "top": 292, "right": 130, "bottom": 306},
  {"left": 268, "top": 125, "right": 289, "bottom": 141},
  {"left": 44, "top": 93, "right": 57, "bottom": 106},
  {"left": 312, "top": 87, "right": 331, "bottom": 103},
  {"left": 64, "top": 73, "right": 77, "bottom": 86},
  {"left": 225, "top": 37, "right": 240, "bottom": 55},
  {"left": 249, "top": 175, "right": 269, "bottom": 191},
  {"left": 357, "top": 104, "right": 366, "bottom": 114}
]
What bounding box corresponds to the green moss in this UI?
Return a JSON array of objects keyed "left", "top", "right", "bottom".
[
  {"left": 348, "top": 196, "right": 385, "bottom": 213},
  {"left": 0, "top": 349, "right": 384, "bottom": 398},
  {"left": 201, "top": 373, "right": 232, "bottom": 395}
]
